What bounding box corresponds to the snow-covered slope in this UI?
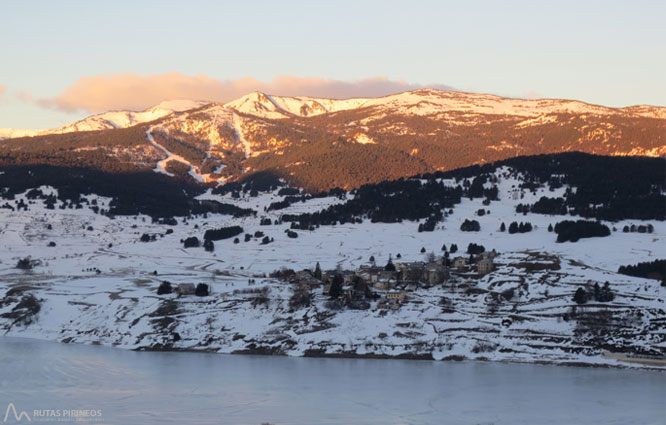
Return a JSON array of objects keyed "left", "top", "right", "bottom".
[
  {"left": 223, "top": 91, "right": 371, "bottom": 118},
  {"left": 0, "top": 100, "right": 210, "bottom": 139},
  {"left": 223, "top": 89, "right": 666, "bottom": 120},
  {"left": 0, "top": 168, "right": 663, "bottom": 368}
]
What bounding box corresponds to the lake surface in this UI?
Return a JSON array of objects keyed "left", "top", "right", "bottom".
[{"left": 0, "top": 337, "right": 664, "bottom": 425}]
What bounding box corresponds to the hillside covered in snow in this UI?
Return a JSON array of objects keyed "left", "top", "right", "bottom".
[{"left": 0, "top": 153, "right": 664, "bottom": 368}]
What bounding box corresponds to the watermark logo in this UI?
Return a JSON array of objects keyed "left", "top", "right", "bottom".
[
  {"left": 3, "top": 403, "right": 31, "bottom": 422},
  {"left": 1, "top": 403, "right": 103, "bottom": 423}
]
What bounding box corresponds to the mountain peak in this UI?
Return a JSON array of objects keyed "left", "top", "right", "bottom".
[{"left": 148, "top": 99, "right": 211, "bottom": 113}]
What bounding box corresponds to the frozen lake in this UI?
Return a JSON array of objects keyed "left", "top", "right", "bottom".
[{"left": 0, "top": 337, "right": 664, "bottom": 425}]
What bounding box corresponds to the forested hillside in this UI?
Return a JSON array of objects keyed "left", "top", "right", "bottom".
[{"left": 1, "top": 89, "right": 664, "bottom": 191}]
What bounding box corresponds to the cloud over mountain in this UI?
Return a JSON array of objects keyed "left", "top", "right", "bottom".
[{"left": 40, "top": 73, "right": 455, "bottom": 113}]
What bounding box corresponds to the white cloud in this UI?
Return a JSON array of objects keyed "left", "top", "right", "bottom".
[{"left": 37, "top": 73, "right": 456, "bottom": 113}]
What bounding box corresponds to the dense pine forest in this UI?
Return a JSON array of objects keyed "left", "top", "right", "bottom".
[
  {"left": 0, "top": 153, "right": 663, "bottom": 226},
  {"left": 0, "top": 165, "right": 251, "bottom": 218},
  {"left": 280, "top": 153, "right": 666, "bottom": 228}
]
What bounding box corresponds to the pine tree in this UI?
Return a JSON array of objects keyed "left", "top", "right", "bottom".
[
  {"left": 385, "top": 255, "right": 396, "bottom": 271},
  {"left": 573, "top": 287, "right": 588, "bottom": 304},
  {"left": 329, "top": 274, "right": 343, "bottom": 299},
  {"left": 450, "top": 243, "right": 458, "bottom": 253},
  {"left": 508, "top": 222, "right": 518, "bottom": 234},
  {"left": 600, "top": 281, "right": 614, "bottom": 302},
  {"left": 500, "top": 222, "right": 506, "bottom": 232},
  {"left": 548, "top": 223, "right": 553, "bottom": 232},
  {"left": 314, "top": 262, "right": 322, "bottom": 280},
  {"left": 203, "top": 239, "right": 214, "bottom": 252}
]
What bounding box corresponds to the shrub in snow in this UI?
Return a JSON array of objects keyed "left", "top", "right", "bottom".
[
  {"left": 16, "top": 258, "right": 35, "bottom": 270},
  {"left": 289, "top": 289, "right": 312, "bottom": 309},
  {"left": 157, "top": 281, "right": 173, "bottom": 295},
  {"left": 195, "top": 283, "right": 209, "bottom": 297},
  {"left": 183, "top": 236, "right": 200, "bottom": 248}
]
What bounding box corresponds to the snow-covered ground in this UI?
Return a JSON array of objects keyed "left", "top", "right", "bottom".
[{"left": 0, "top": 171, "right": 664, "bottom": 368}]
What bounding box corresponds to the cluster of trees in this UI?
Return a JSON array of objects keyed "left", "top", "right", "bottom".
[
  {"left": 418, "top": 212, "right": 443, "bottom": 232},
  {"left": 466, "top": 243, "right": 485, "bottom": 255},
  {"left": 618, "top": 260, "right": 665, "bottom": 285},
  {"left": 466, "top": 175, "right": 499, "bottom": 201},
  {"left": 622, "top": 224, "right": 655, "bottom": 233},
  {"left": 203, "top": 226, "right": 244, "bottom": 242},
  {"left": 460, "top": 219, "right": 480, "bottom": 232},
  {"left": 156, "top": 281, "right": 209, "bottom": 296},
  {"left": 506, "top": 221, "right": 532, "bottom": 234},
  {"left": 0, "top": 124, "right": 158, "bottom": 174},
  {"left": 0, "top": 165, "right": 255, "bottom": 219},
  {"left": 140, "top": 233, "right": 157, "bottom": 242},
  {"left": 151, "top": 130, "right": 208, "bottom": 166},
  {"left": 554, "top": 220, "right": 610, "bottom": 243},
  {"left": 281, "top": 179, "right": 462, "bottom": 228},
  {"left": 572, "top": 282, "right": 615, "bottom": 304},
  {"left": 212, "top": 171, "right": 285, "bottom": 196},
  {"left": 517, "top": 196, "right": 567, "bottom": 216},
  {"left": 497, "top": 153, "right": 665, "bottom": 221},
  {"left": 195, "top": 200, "right": 254, "bottom": 218}
]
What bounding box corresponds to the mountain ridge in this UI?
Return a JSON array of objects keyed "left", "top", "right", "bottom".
[
  {"left": 1, "top": 89, "right": 664, "bottom": 191},
  {"left": 3, "top": 89, "right": 665, "bottom": 137}
]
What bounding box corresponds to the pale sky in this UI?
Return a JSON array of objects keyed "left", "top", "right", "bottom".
[{"left": 1, "top": 0, "right": 664, "bottom": 129}]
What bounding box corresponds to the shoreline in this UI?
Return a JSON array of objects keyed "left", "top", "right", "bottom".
[
  {"left": 130, "top": 339, "right": 666, "bottom": 371},
  {"left": 3, "top": 334, "right": 665, "bottom": 371}
]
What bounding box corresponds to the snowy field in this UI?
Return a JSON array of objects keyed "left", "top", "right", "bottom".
[{"left": 0, "top": 170, "right": 664, "bottom": 368}]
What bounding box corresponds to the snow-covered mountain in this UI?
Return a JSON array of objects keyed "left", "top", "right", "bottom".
[
  {"left": 0, "top": 99, "right": 209, "bottom": 139},
  {"left": 226, "top": 89, "right": 666, "bottom": 120},
  {"left": 1, "top": 89, "right": 665, "bottom": 191}
]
